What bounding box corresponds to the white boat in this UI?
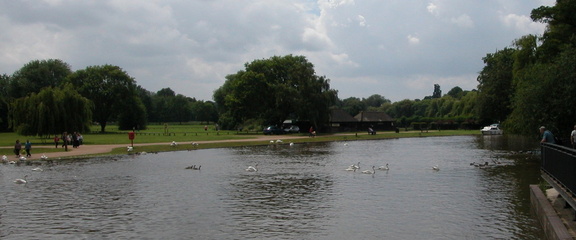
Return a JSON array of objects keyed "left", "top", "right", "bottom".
[{"left": 481, "top": 124, "right": 503, "bottom": 135}]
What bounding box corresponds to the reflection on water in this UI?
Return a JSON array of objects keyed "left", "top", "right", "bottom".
[{"left": 0, "top": 135, "right": 544, "bottom": 239}]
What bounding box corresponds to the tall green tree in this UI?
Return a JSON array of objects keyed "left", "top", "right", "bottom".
[
  {"left": 531, "top": 0, "right": 576, "bottom": 61},
  {"left": 476, "top": 48, "right": 516, "bottom": 124},
  {"left": 9, "top": 84, "right": 93, "bottom": 136},
  {"left": 65, "top": 65, "right": 138, "bottom": 132},
  {"left": 341, "top": 97, "right": 366, "bottom": 117},
  {"left": 214, "top": 55, "right": 337, "bottom": 130},
  {"left": 432, "top": 84, "right": 442, "bottom": 98},
  {"left": 9, "top": 59, "right": 72, "bottom": 99},
  {"left": 117, "top": 96, "right": 147, "bottom": 130}
]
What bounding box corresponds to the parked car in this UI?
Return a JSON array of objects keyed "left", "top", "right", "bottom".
[
  {"left": 284, "top": 125, "right": 300, "bottom": 133},
  {"left": 263, "top": 126, "right": 284, "bottom": 135}
]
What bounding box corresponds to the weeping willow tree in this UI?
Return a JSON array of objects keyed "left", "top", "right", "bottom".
[{"left": 9, "top": 84, "right": 93, "bottom": 137}]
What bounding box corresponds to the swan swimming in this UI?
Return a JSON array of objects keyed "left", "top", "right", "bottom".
[
  {"left": 378, "top": 163, "right": 389, "bottom": 171},
  {"left": 245, "top": 164, "right": 258, "bottom": 172},
  {"left": 345, "top": 166, "right": 356, "bottom": 171},
  {"left": 14, "top": 175, "right": 28, "bottom": 184},
  {"left": 349, "top": 162, "right": 360, "bottom": 170},
  {"left": 362, "top": 166, "right": 376, "bottom": 174}
]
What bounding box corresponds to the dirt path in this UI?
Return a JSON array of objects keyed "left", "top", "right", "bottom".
[{"left": 3, "top": 134, "right": 316, "bottom": 160}]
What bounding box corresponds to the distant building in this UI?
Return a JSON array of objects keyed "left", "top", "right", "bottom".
[
  {"left": 329, "top": 109, "right": 359, "bottom": 132},
  {"left": 353, "top": 111, "right": 396, "bottom": 131},
  {"left": 327, "top": 110, "right": 396, "bottom": 132}
]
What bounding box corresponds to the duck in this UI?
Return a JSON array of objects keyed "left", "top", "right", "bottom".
[
  {"left": 185, "top": 165, "right": 196, "bottom": 169},
  {"left": 245, "top": 164, "right": 258, "bottom": 172},
  {"left": 432, "top": 165, "right": 440, "bottom": 171},
  {"left": 192, "top": 142, "right": 199, "bottom": 146},
  {"left": 193, "top": 165, "right": 201, "bottom": 170},
  {"left": 378, "top": 163, "right": 389, "bottom": 171},
  {"left": 14, "top": 175, "right": 28, "bottom": 184},
  {"left": 170, "top": 141, "right": 178, "bottom": 146},
  {"left": 362, "top": 166, "right": 376, "bottom": 174}
]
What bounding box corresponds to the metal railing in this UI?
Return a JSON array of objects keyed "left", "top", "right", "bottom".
[{"left": 541, "top": 143, "right": 576, "bottom": 195}]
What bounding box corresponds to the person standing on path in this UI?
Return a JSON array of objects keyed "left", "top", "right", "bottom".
[
  {"left": 54, "top": 135, "right": 60, "bottom": 148},
  {"left": 25, "top": 140, "right": 32, "bottom": 157},
  {"left": 14, "top": 140, "right": 22, "bottom": 158}
]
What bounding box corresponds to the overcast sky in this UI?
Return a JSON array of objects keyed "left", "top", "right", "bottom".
[{"left": 0, "top": 0, "right": 553, "bottom": 102}]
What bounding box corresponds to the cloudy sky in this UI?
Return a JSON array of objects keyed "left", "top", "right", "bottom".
[{"left": 0, "top": 0, "right": 553, "bottom": 102}]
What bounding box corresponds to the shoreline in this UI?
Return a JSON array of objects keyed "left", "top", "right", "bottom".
[{"left": 1, "top": 131, "right": 479, "bottom": 161}]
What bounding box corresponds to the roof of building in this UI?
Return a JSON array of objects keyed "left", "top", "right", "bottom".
[
  {"left": 354, "top": 111, "right": 395, "bottom": 122},
  {"left": 330, "top": 109, "right": 358, "bottom": 122}
]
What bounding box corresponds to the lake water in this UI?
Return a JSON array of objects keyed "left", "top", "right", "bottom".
[{"left": 0, "top": 135, "right": 545, "bottom": 239}]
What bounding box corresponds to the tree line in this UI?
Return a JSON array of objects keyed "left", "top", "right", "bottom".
[{"left": 0, "top": 60, "right": 217, "bottom": 136}]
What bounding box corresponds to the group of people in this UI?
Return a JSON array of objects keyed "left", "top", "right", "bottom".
[
  {"left": 540, "top": 125, "right": 576, "bottom": 149},
  {"left": 13, "top": 139, "right": 32, "bottom": 158},
  {"left": 54, "top": 132, "right": 83, "bottom": 148}
]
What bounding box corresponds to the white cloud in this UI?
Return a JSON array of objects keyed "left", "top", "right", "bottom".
[
  {"left": 357, "top": 15, "right": 366, "bottom": 27},
  {"left": 427, "top": 3, "right": 439, "bottom": 16},
  {"left": 501, "top": 13, "right": 547, "bottom": 34},
  {"left": 407, "top": 34, "right": 420, "bottom": 45}
]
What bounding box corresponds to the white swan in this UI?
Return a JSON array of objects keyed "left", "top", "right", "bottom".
[
  {"left": 350, "top": 162, "right": 360, "bottom": 170},
  {"left": 362, "top": 166, "right": 376, "bottom": 174},
  {"left": 14, "top": 175, "right": 28, "bottom": 184},
  {"left": 432, "top": 165, "right": 440, "bottom": 171},
  {"left": 32, "top": 167, "right": 43, "bottom": 172},
  {"left": 245, "top": 164, "right": 258, "bottom": 172},
  {"left": 378, "top": 163, "right": 389, "bottom": 171},
  {"left": 40, "top": 154, "right": 48, "bottom": 160},
  {"left": 345, "top": 166, "right": 356, "bottom": 171}
]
